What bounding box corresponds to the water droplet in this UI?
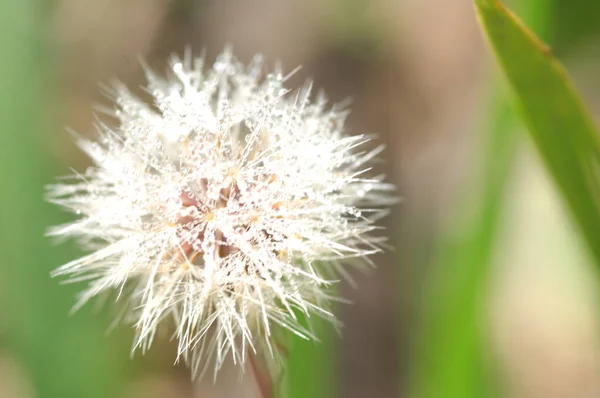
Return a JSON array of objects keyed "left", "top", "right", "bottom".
[{"left": 173, "top": 62, "right": 183, "bottom": 73}]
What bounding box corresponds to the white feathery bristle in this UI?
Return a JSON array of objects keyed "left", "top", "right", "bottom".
[{"left": 47, "top": 48, "right": 395, "bottom": 379}]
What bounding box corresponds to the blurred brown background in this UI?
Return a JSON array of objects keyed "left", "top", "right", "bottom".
[
  {"left": 51, "top": 1, "right": 483, "bottom": 396},
  {"left": 3, "top": 0, "right": 600, "bottom": 397}
]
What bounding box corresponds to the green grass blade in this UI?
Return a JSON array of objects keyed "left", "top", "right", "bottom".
[
  {"left": 0, "top": 1, "right": 130, "bottom": 396},
  {"left": 412, "top": 2, "right": 551, "bottom": 397},
  {"left": 474, "top": 0, "right": 600, "bottom": 265},
  {"left": 412, "top": 87, "right": 519, "bottom": 398},
  {"left": 284, "top": 316, "right": 335, "bottom": 398}
]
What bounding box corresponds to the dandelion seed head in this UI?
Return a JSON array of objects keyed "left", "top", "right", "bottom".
[{"left": 47, "top": 48, "right": 395, "bottom": 378}]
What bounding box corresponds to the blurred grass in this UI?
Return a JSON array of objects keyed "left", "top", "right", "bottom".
[
  {"left": 551, "top": 0, "right": 600, "bottom": 54},
  {"left": 412, "top": 1, "right": 552, "bottom": 397},
  {"left": 412, "top": 83, "right": 519, "bottom": 398},
  {"left": 0, "top": 1, "right": 131, "bottom": 397},
  {"left": 283, "top": 316, "right": 335, "bottom": 398}
]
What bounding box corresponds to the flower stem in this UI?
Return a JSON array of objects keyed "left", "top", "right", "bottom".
[{"left": 248, "top": 352, "right": 272, "bottom": 398}]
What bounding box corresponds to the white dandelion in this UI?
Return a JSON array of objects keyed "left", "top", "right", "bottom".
[{"left": 46, "top": 48, "right": 395, "bottom": 380}]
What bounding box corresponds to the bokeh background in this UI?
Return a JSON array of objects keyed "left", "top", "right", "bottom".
[{"left": 2, "top": 0, "right": 600, "bottom": 397}]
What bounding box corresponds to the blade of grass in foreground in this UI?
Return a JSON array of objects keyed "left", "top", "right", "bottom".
[
  {"left": 413, "top": 86, "right": 518, "bottom": 398},
  {"left": 283, "top": 315, "right": 335, "bottom": 398},
  {"left": 412, "top": 1, "right": 551, "bottom": 397},
  {"left": 475, "top": 0, "right": 600, "bottom": 265},
  {"left": 0, "top": 1, "right": 130, "bottom": 397}
]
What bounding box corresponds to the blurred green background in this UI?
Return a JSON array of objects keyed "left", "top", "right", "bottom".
[{"left": 1, "top": 0, "right": 600, "bottom": 397}]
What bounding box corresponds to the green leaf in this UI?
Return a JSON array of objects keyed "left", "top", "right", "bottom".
[
  {"left": 551, "top": 0, "right": 600, "bottom": 55},
  {"left": 283, "top": 311, "right": 336, "bottom": 398},
  {"left": 0, "top": 1, "right": 131, "bottom": 397},
  {"left": 412, "top": 85, "right": 519, "bottom": 398},
  {"left": 474, "top": 0, "right": 600, "bottom": 264},
  {"left": 412, "top": 2, "right": 552, "bottom": 397}
]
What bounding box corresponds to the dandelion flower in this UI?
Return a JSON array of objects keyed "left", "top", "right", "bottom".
[{"left": 47, "top": 48, "right": 395, "bottom": 379}]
